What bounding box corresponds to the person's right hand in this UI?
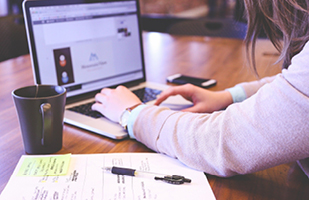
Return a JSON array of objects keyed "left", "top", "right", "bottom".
[
  {"left": 91, "top": 85, "right": 142, "bottom": 123},
  {"left": 154, "top": 84, "right": 233, "bottom": 113}
]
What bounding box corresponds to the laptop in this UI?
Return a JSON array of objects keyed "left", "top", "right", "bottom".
[{"left": 23, "top": 0, "right": 192, "bottom": 139}]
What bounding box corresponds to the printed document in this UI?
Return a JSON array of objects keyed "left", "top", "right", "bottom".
[{"left": 0, "top": 153, "right": 216, "bottom": 199}]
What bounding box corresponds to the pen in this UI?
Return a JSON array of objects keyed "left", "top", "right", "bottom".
[
  {"left": 103, "top": 166, "right": 191, "bottom": 185},
  {"left": 104, "top": 166, "right": 161, "bottom": 178}
]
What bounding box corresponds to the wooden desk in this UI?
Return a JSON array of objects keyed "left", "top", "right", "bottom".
[{"left": 1, "top": 32, "right": 309, "bottom": 199}]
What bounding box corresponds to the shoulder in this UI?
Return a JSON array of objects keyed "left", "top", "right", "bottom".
[
  {"left": 290, "top": 41, "right": 309, "bottom": 64},
  {"left": 282, "top": 41, "right": 309, "bottom": 97}
]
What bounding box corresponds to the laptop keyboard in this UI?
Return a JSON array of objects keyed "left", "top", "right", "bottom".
[
  {"left": 68, "top": 101, "right": 103, "bottom": 118},
  {"left": 68, "top": 87, "right": 162, "bottom": 119},
  {"left": 132, "top": 87, "right": 162, "bottom": 103}
]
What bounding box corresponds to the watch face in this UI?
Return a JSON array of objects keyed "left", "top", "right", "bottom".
[{"left": 120, "top": 110, "right": 130, "bottom": 127}]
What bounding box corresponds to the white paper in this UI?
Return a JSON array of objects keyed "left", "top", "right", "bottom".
[{"left": 0, "top": 153, "right": 216, "bottom": 200}]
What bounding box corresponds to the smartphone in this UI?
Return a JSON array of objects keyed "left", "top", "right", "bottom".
[{"left": 167, "top": 74, "right": 217, "bottom": 88}]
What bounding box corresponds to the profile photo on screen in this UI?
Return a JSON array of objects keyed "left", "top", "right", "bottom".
[{"left": 53, "top": 47, "right": 75, "bottom": 86}]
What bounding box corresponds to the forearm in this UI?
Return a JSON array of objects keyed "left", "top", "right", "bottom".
[{"left": 233, "top": 76, "right": 276, "bottom": 100}]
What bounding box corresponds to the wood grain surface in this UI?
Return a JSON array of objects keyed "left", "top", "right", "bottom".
[{"left": 1, "top": 32, "right": 308, "bottom": 199}]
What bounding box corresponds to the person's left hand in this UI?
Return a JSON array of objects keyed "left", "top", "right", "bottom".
[{"left": 91, "top": 85, "right": 142, "bottom": 122}]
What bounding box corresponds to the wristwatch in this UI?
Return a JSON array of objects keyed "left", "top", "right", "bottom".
[{"left": 119, "top": 103, "right": 143, "bottom": 130}]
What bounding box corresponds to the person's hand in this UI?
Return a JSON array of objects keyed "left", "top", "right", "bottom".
[
  {"left": 91, "top": 85, "right": 142, "bottom": 122},
  {"left": 155, "top": 84, "right": 233, "bottom": 113}
]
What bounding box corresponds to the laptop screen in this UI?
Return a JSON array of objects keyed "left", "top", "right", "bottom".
[{"left": 23, "top": 0, "right": 145, "bottom": 98}]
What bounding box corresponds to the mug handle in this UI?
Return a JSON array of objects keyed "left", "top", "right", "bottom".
[{"left": 40, "top": 103, "right": 52, "bottom": 146}]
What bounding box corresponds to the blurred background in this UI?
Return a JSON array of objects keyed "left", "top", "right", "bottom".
[
  {"left": 0, "top": 0, "right": 238, "bottom": 18},
  {"left": 0, "top": 0, "right": 23, "bottom": 16},
  {"left": 140, "top": 0, "right": 236, "bottom": 18},
  {"left": 0, "top": 0, "right": 247, "bottom": 62}
]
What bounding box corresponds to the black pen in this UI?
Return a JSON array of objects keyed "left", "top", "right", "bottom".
[
  {"left": 103, "top": 166, "right": 191, "bottom": 185},
  {"left": 103, "top": 166, "right": 160, "bottom": 178}
]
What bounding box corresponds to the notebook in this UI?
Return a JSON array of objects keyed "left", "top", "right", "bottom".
[{"left": 23, "top": 0, "right": 192, "bottom": 139}]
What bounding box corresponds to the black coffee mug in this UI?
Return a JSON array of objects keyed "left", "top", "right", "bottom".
[{"left": 12, "top": 85, "right": 66, "bottom": 154}]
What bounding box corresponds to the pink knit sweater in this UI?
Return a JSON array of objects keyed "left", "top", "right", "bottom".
[{"left": 132, "top": 42, "right": 309, "bottom": 177}]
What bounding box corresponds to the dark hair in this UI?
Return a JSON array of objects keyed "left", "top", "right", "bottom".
[{"left": 244, "top": 0, "right": 309, "bottom": 73}]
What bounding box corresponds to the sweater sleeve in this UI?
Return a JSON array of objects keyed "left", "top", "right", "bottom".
[
  {"left": 132, "top": 43, "right": 309, "bottom": 177},
  {"left": 237, "top": 76, "right": 276, "bottom": 98},
  {"left": 226, "top": 76, "right": 276, "bottom": 103}
]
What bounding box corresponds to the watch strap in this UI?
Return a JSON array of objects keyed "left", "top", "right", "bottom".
[
  {"left": 127, "top": 102, "right": 143, "bottom": 112},
  {"left": 119, "top": 103, "right": 143, "bottom": 130}
]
